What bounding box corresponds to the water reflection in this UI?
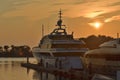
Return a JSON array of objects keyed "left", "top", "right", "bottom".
[
  {"left": 0, "top": 58, "right": 58, "bottom": 80},
  {"left": 32, "top": 71, "right": 42, "bottom": 80},
  {"left": 31, "top": 71, "right": 55, "bottom": 80},
  {"left": 0, "top": 58, "right": 36, "bottom": 80}
]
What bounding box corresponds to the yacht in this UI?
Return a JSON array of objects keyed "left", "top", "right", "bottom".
[
  {"left": 32, "top": 10, "right": 88, "bottom": 69},
  {"left": 84, "top": 39, "right": 120, "bottom": 79}
]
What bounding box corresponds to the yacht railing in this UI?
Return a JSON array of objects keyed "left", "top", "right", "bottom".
[
  {"left": 51, "top": 40, "right": 84, "bottom": 44},
  {"left": 33, "top": 48, "right": 89, "bottom": 52}
]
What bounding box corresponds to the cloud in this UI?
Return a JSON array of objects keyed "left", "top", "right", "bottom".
[
  {"left": 104, "top": 15, "right": 120, "bottom": 22},
  {"left": 1, "top": 0, "right": 120, "bottom": 24},
  {"left": 0, "top": 0, "right": 34, "bottom": 13},
  {"left": 108, "top": 1, "right": 120, "bottom": 6},
  {"left": 61, "top": 0, "right": 120, "bottom": 19},
  {"left": 1, "top": 2, "right": 52, "bottom": 21},
  {"left": 85, "top": 10, "right": 106, "bottom": 18},
  {"left": 52, "top": 3, "right": 65, "bottom": 6}
]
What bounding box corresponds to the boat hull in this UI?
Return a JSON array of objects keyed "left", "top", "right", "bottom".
[{"left": 32, "top": 51, "right": 84, "bottom": 69}]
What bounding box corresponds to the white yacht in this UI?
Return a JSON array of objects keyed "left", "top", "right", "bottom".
[
  {"left": 84, "top": 39, "right": 120, "bottom": 79},
  {"left": 32, "top": 10, "right": 88, "bottom": 69}
]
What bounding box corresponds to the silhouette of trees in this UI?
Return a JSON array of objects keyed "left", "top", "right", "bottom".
[
  {"left": 0, "top": 45, "right": 33, "bottom": 57},
  {"left": 0, "top": 46, "right": 3, "bottom": 53},
  {"left": 79, "top": 35, "right": 114, "bottom": 50},
  {"left": 4, "top": 45, "right": 9, "bottom": 52}
]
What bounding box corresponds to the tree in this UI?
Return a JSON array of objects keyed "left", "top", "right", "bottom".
[
  {"left": 79, "top": 35, "right": 114, "bottom": 50},
  {"left": 4, "top": 45, "right": 9, "bottom": 52},
  {"left": 0, "top": 46, "right": 3, "bottom": 53}
]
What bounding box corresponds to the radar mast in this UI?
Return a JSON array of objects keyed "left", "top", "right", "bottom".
[
  {"left": 51, "top": 10, "right": 67, "bottom": 35},
  {"left": 57, "top": 9, "right": 65, "bottom": 29}
]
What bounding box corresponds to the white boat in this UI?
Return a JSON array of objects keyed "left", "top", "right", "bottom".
[
  {"left": 32, "top": 10, "right": 88, "bottom": 69},
  {"left": 84, "top": 39, "right": 120, "bottom": 79}
]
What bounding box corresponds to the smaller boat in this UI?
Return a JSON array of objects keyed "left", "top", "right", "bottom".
[{"left": 84, "top": 39, "right": 120, "bottom": 79}]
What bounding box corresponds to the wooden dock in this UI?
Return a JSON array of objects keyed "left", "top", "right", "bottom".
[{"left": 21, "top": 63, "right": 85, "bottom": 80}]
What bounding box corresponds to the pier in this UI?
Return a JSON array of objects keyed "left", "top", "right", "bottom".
[
  {"left": 21, "top": 63, "right": 85, "bottom": 80},
  {"left": 21, "top": 62, "right": 115, "bottom": 80}
]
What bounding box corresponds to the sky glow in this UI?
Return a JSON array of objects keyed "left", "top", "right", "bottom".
[{"left": 0, "top": 0, "right": 120, "bottom": 47}]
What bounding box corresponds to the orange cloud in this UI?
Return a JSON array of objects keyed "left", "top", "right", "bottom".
[
  {"left": 1, "top": 3, "right": 50, "bottom": 21},
  {"left": 104, "top": 15, "right": 120, "bottom": 22},
  {"left": 2, "top": 0, "right": 120, "bottom": 20},
  {"left": 63, "top": 0, "right": 120, "bottom": 19}
]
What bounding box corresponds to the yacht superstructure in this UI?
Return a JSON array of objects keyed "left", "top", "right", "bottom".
[{"left": 32, "top": 10, "right": 88, "bottom": 69}]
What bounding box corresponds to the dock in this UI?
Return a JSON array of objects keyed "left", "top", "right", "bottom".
[
  {"left": 21, "top": 63, "right": 85, "bottom": 80},
  {"left": 21, "top": 63, "right": 115, "bottom": 80}
]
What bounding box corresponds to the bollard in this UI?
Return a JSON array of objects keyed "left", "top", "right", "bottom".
[
  {"left": 59, "top": 60, "right": 62, "bottom": 69},
  {"left": 27, "top": 55, "right": 29, "bottom": 64},
  {"left": 46, "top": 62, "right": 48, "bottom": 79}
]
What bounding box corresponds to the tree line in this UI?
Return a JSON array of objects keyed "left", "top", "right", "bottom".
[
  {"left": 0, "top": 45, "right": 33, "bottom": 57},
  {"left": 79, "top": 35, "right": 114, "bottom": 50}
]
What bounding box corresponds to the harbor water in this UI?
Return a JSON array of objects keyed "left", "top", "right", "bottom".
[{"left": 0, "top": 58, "right": 55, "bottom": 80}]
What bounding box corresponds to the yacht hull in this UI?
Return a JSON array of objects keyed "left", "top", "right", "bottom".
[{"left": 32, "top": 51, "right": 84, "bottom": 69}]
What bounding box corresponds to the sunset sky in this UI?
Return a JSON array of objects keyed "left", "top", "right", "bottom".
[{"left": 0, "top": 0, "right": 120, "bottom": 47}]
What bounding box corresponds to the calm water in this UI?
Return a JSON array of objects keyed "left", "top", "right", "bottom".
[{"left": 0, "top": 58, "right": 55, "bottom": 80}]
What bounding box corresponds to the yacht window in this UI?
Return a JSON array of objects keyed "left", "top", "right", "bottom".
[{"left": 51, "top": 44, "right": 85, "bottom": 48}]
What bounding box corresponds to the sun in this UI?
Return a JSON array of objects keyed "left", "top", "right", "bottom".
[
  {"left": 94, "top": 22, "right": 101, "bottom": 28},
  {"left": 89, "top": 22, "right": 102, "bottom": 29}
]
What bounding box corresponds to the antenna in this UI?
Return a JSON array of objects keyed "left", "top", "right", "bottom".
[
  {"left": 117, "top": 33, "right": 119, "bottom": 39},
  {"left": 47, "top": 22, "right": 50, "bottom": 34},
  {"left": 117, "top": 33, "right": 120, "bottom": 44},
  {"left": 57, "top": 9, "right": 63, "bottom": 29},
  {"left": 42, "top": 24, "right": 44, "bottom": 37},
  {"left": 56, "top": 9, "right": 66, "bottom": 29},
  {"left": 59, "top": 9, "right": 62, "bottom": 20},
  {"left": 48, "top": 25, "right": 49, "bottom": 34}
]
